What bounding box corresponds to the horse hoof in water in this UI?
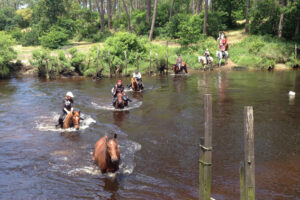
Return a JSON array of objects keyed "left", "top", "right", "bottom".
[{"left": 92, "top": 134, "right": 120, "bottom": 174}]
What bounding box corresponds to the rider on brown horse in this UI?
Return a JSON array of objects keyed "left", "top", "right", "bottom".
[
  {"left": 132, "top": 69, "right": 144, "bottom": 90},
  {"left": 176, "top": 54, "right": 182, "bottom": 70},
  {"left": 57, "top": 91, "right": 74, "bottom": 127},
  {"left": 111, "top": 80, "right": 130, "bottom": 106}
]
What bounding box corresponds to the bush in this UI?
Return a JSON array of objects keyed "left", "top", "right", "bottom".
[
  {"left": 40, "top": 29, "right": 69, "bottom": 49},
  {"left": 10, "top": 28, "right": 23, "bottom": 42},
  {"left": 21, "top": 27, "right": 41, "bottom": 46},
  {"left": 229, "top": 35, "right": 294, "bottom": 68},
  {"left": 0, "top": 31, "right": 17, "bottom": 78}
]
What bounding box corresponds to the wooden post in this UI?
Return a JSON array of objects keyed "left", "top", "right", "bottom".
[
  {"left": 124, "top": 51, "right": 128, "bottom": 75},
  {"left": 295, "top": 44, "right": 297, "bottom": 59},
  {"left": 241, "top": 106, "right": 255, "bottom": 200},
  {"left": 199, "top": 94, "right": 212, "bottom": 200},
  {"left": 155, "top": 53, "right": 158, "bottom": 74},
  {"left": 96, "top": 47, "right": 100, "bottom": 70},
  {"left": 149, "top": 50, "right": 152, "bottom": 75},
  {"left": 240, "top": 161, "right": 246, "bottom": 200},
  {"left": 166, "top": 41, "right": 169, "bottom": 74},
  {"left": 136, "top": 52, "right": 139, "bottom": 71},
  {"left": 108, "top": 51, "right": 112, "bottom": 78}
]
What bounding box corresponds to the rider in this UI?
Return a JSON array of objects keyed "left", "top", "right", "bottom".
[
  {"left": 222, "top": 35, "right": 228, "bottom": 51},
  {"left": 176, "top": 54, "right": 182, "bottom": 70},
  {"left": 204, "top": 49, "right": 210, "bottom": 64},
  {"left": 57, "top": 91, "right": 74, "bottom": 127},
  {"left": 111, "top": 80, "right": 129, "bottom": 105},
  {"left": 133, "top": 69, "right": 143, "bottom": 89}
]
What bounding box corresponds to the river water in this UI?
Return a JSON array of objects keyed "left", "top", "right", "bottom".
[{"left": 0, "top": 71, "right": 299, "bottom": 200}]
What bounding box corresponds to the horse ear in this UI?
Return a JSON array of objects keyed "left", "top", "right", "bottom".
[{"left": 114, "top": 134, "right": 117, "bottom": 139}]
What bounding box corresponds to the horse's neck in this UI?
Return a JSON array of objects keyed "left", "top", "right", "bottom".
[{"left": 63, "top": 113, "right": 73, "bottom": 127}]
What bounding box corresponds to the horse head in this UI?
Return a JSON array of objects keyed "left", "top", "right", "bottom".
[
  {"left": 106, "top": 134, "right": 120, "bottom": 164},
  {"left": 72, "top": 110, "right": 80, "bottom": 130},
  {"left": 115, "top": 93, "right": 124, "bottom": 109}
]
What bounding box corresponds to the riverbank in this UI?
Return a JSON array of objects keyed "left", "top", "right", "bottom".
[{"left": 12, "top": 29, "right": 298, "bottom": 78}]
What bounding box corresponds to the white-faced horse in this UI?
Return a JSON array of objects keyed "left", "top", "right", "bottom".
[
  {"left": 216, "top": 51, "right": 229, "bottom": 67},
  {"left": 198, "top": 56, "right": 213, "bottom": 69}
]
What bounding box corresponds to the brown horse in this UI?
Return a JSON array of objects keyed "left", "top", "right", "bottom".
[
  {"left": 63, "top": 110, "right": 80, "bottom": 130},
  {"left": 114, "top": 93, "right": 128, "bottom": 109},
  {"left": 92, "top": 134, "right": 120, "bottom": 174},
  {"left": 131, "top": 77, "right": 142, "bottom": 92},
  {"left": 173, "top": 62, "right": 188, "bottom": 74}
]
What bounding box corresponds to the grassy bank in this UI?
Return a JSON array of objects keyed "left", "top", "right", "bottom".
[{"left": 229, "top": 35, "right": 300, "bottom": 69}]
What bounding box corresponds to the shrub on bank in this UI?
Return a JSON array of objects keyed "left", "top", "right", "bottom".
[
  {"left": 229, "top": 35, "right": 294, "bottom": 69},
  {"left": 40, "top": 29, "right": 69, "bottom": 49},
  {"left": 0, "top": 31, "right": 17, "bottom": 78}
]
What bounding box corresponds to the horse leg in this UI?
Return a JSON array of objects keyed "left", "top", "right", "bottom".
[{"left": 219, "top": 58, "right": 222, "bottom": 67}]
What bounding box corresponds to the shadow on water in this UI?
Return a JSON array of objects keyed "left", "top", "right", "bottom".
[{"left": 113, "top": 111, "right": 129, "bottom": 127}]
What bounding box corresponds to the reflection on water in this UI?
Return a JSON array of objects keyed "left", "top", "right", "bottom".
[{"left": 0, "top": 71, "right": 299, "bottom": 199}]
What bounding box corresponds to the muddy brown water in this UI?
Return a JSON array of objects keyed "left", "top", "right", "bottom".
[{"left": 0, "top": 71, "right": 299, "bottom": 200}]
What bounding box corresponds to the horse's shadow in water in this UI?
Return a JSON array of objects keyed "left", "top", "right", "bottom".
[
  {"left": 113, "top": 111, "right": 129, "bottom": 127},
  {"left": 131, "top": 91, "right": 143, "bottom": 101},
  {"left": 60, "top": 131, "right": 80, "bottom": 141},
  {"left": 173, "top": 75, "right": 188, "bottom": 93}
]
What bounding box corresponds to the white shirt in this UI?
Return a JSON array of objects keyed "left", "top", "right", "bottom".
[{"left": 133, "top": 72, "right": 141, "bottom": 79}]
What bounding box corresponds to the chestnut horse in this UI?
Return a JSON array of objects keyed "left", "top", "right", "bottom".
[
  {"left": 114, "top": 93, "right": 128, "bottom": 109},
  {"left": 92, "top": 134, "right": 120, "bottom": 174},
  {"left": 173, "top": 62, "right": 188, "bottom": 74},
  {"left": 131, "top": 77, "right": 142, "bottom": 92},
  {"left": 63, "top": 110, "right": 81, "bottom": 130}
]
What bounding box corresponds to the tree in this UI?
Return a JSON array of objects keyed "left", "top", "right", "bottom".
[
  {"left": 169, "top": 0, "right": 174, "bottom": 20},
  {"left": 0, "top": 31, "right": 17, "bottom": 78},
  {"left": 245, "top": 0, "right": 250, "bottom": 33},
  {"left": 278, "top": 0, "right": 287, "bottom": 38},
  {"left": 122, "top": 0, "right": 131, "bottom": 32},
  {"left": 146, "top": 0, "right": 151, "bottom": 22},
  {"left": 107, "top": 0, "right": 112, "bottom": 29},
  {"left": 196, "top": 0, "right": 203, "bottom": 14},
  {"left": 95, "top": 0, "right": 105, "bottom": 33},
  {"left": 203, "top": 0, "right": 208, "bottom": 34},
  {"left": 149, "top": 0, "right": 158, "bottom": 41}
]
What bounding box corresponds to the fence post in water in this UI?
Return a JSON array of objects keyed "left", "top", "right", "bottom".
[
  {"left": 240, "top": 106, "right": 255, "bottom": 200},
  {"left": 155, "top": 53, "right": 158, "bottom": 74},
  {"left": 149, "top": 50, "right": 152, "bottom": 75},
  {"left": 199, "top": 94, "right": 212, "bottom": 200},
  {"left": 295, "top": 44, "right": 297, "bottom": 59},
  {"left": 124, "top": 51, "right": 127, "bottom": 76},
  {"left": 166, "top": 41, "right": 169, "bottom": 74}
]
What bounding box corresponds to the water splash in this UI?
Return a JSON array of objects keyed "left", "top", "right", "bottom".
[
  {"left": 35, "top": 112, "right": 96, "bottom": 132},
  {"left": 91, "top": 100, "right": 142, "bottom": 111}
]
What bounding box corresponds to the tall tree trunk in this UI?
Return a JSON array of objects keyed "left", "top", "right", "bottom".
[
  {"left": 118, "top": 0, "right": 121, "bottom": 20},
  {"left": 89, "top": 0, "right": 92, "bottom": 10},
  {"left": 245, "top": 0, "right": 250, "bottom": 33},
  {"left": 278, "top": 0, "right": 287, "bottom": 38},
  {"left": 203, "top": 0, "right": 208, "bottom": 34},
  {"left": 146, "top": 0, "right": 151, "bottom": 22},
  {"left": 95, "top": 0, "right": 105, "bottom": 33},
  {"left": 107, "top": 0, "right": 112, "bottom": 29},
  {"left": 209, "top": 0, "right": 212, "bottom": 11},
  {"left": 169, "top": 0, "right": 174, "bottom": 20},
  {"left": 122, "top": 0, "right": 131, "bottom": 32},
  {"left": 192, "top": 0, "right": 195, "bottom": 14},
  {"left": 130, "top": 0, "right": 133, "bottom": 13},
  {"left": 149, "top": 0, "right": 158, "bottom": 41},
  {"left": 196, "top": 0, "right": 203, "bottom": 14},
  {"left": 186, "top": 0, "right": 190, "bottom": 14}
]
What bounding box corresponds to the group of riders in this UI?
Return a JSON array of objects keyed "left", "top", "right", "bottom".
[
  {"left": 203, "top": 31, "right": 229, "bottom": 65},
  {"left": 56, "top": 70, "right": 144, "bottom": 128},
  {"left": 57, "top": 31, "right": 229, "bottom": 128}
]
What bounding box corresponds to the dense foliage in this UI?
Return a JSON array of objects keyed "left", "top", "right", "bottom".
[{"left": 0, "top": 31, "right": 17, "bottom": 78}]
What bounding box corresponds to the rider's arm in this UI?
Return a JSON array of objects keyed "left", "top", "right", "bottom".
[
  {"left": 64, "top": 107, "right": 70, "bottom": 114},
  {"left": 111, "top": 87, "right": 115, "bottom": 95}
]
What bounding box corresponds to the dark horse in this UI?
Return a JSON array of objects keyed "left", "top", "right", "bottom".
[
  {"left": 62, "top": 110, "right": 81, "bottom": 130},
  {"left": 172, "top": 62, "right": 188, "bottom": 74},
  {"left": 130, "top": 77, "right": 143, "bottom": 92},
  {"left": 113, "top": 93, "right": 128, "bottom": 109},
  {"left": 92, "top": 134, "right": 120, "bottom": 174}
]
